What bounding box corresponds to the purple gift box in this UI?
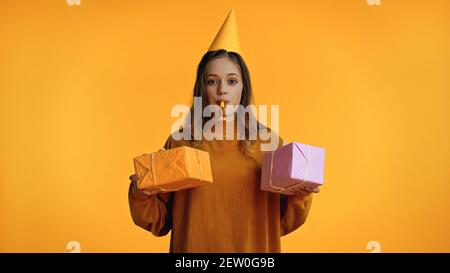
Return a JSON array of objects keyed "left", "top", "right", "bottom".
[{"left": 261, "top": 142, "right": 325, "bottom": 195}]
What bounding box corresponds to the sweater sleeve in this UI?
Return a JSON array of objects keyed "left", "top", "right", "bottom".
[
  {"left": 128, "top": 136, "right": 175, "bottom": 237},
  {"left": 280, "top": 193, "right": 313, "bottom": 236}
]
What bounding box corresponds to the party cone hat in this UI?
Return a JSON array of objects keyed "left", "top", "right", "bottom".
[{"left": 208, "top": 9, "right": 241, "bottom": 54}]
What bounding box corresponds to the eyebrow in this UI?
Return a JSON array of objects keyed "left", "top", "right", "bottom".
[{"left": 205, "top": 73, "right": 240, "bottom": 77}]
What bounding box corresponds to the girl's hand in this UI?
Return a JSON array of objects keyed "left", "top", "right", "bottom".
[{"left": 291, "top": 186, "right": 320, "bottom": 196}]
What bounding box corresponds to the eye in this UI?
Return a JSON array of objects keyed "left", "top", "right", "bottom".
[
  {"left": 228, "top": 79, "right": 238, "bottom": 85},
  {"left": 206, "top": 79, "right": 218, "bottom": 85}
]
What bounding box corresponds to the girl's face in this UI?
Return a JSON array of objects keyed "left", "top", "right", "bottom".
[{"left": 204, "top": 56, "right": 243, "bottom": 108}]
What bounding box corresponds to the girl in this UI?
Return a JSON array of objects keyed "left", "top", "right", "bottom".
[{"left": 128, "top": 49, "right": 319, "bottom": 253}]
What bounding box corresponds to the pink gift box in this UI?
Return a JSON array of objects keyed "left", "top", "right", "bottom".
[{"left": 261, "top": 142, "right": 325, "bottom": 195}]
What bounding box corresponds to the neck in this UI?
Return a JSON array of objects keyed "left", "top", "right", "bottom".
[{"left": 206, "top": 116, "right": 240, "bottom": 140}]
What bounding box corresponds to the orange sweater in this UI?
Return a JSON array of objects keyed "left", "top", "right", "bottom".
[{"left": 128, "top": 127, "right": 313, "bottom": 253}]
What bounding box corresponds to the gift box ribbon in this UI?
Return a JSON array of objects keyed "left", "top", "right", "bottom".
[{"left": 268, "top": 143, "right": 311, "bottom": 193}]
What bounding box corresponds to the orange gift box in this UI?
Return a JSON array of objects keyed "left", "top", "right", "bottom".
[{"left": 133, "top": 146, "right": 213, "bottom": 192}]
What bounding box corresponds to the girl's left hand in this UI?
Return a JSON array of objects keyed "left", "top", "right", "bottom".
[{"left": 291, "top": 186, "right": 320, "bottom": 196}]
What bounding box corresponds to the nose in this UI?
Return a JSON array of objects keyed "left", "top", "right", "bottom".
[{"left": 217, "top": 81, "right": 228, "bottom": 96}]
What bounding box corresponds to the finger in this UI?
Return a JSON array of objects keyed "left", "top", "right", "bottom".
[
  {"left": 129, "top": 174, "right": 139, "bottom": 182},
  {"left": 292, "top": 189, "right": 311, "bottom": 196},
  {"left": 298, "top": 186, "right": 319, "bottom": 194}
]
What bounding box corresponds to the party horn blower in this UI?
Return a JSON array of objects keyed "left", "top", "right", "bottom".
[{"left": 220, "top": 101, "right": 226, "bottom": 121}]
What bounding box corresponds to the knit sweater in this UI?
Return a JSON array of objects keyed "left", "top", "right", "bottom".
[{"left": 128, "top": 121, "right": 313, "bottom": 252}]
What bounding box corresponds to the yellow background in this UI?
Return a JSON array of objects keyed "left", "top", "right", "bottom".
[{"left": 1, "top": 0, "right": 449, "bottom": 252}]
